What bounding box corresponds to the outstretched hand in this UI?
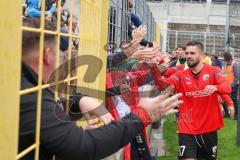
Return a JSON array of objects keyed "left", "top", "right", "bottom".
[{"left": 139, "top": 92, "right": 183, "bottom": 121}]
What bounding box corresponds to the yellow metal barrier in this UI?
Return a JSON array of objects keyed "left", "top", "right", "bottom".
[
  {"left": 0, "top": 1, "right": 22, "bottom": 160},
  {"left": 155, "top": 22, "right": 161, "bottom": 46},
  {"left": 77, "top": 0, "right": 109, "bottom": 102},
  {"left": 0, "top": 0, "right": 109, "bottom": 159}
]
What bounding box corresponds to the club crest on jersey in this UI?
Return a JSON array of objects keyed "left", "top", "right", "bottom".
[
  {"left": 185, "top": 77, "right": 192, "bottom": 84},
  {"left": 202, "top": 74, "right": 209, "bottom": 82}
]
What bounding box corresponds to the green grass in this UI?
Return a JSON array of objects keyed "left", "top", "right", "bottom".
[{"left": 159, "top": 116, "right": 240, "bottom": 160}]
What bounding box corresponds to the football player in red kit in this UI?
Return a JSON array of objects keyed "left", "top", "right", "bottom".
[{"left": 149, "top": 41, "right": 231, "bottom": 160}]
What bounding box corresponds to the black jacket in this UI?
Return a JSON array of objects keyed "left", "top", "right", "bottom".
[{"left": 19, "top": 64, "right": 145, "bottom": 160}]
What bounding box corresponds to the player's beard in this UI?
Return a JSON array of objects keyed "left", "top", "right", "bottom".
[{"left": 187, "top": 58, "right": 200, "bottom": 68}]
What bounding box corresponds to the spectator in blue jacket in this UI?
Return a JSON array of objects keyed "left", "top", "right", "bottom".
[{"left": 25, "top": 0, "right": 56, "bottom": 20}]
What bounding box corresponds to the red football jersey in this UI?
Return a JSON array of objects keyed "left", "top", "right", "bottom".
[{"left": 151, "top": 64, "right": 231, "bottom": 134}]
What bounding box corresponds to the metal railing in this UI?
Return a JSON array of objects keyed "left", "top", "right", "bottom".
[
  {"left": 108, "top": 0, "right": 130, "bottom": 53},
  {"left": 135, "top": 0, "right": 156, "bottom": 42},
  {"left": 167, "top": 30, "right": 240, "bottom": 58},
  {"left": 107, "top": 0, "right": 158, "bottom": 54}
]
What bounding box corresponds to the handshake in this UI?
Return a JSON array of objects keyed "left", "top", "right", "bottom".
[{"left": 79, "top": 91, "right": 183, "bottom": 130}]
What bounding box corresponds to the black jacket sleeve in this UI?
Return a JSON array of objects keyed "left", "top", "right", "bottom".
[
  {"left": 38, "top": 99, "right": 144, "bottom": 160},
  {"left": 59, "top": 94, "right": 85, "bottom": 121}
]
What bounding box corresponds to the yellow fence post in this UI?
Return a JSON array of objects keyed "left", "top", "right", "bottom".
[
  {"left": 155, "top": 22, "right": 161, "bottom": 46},
  {"left": 0, "top": 0, "right": 22, "bottom": 160},
  {"left": 98, "top": 0, "right": 110, "bottom": 97},
  {"left": 77, "top": 0, "right": 109, "bottom": 101}
]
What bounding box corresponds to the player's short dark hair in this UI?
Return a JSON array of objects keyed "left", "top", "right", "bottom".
[{"left": 186, "top": 41, "right": 204, "bottom": 52}]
